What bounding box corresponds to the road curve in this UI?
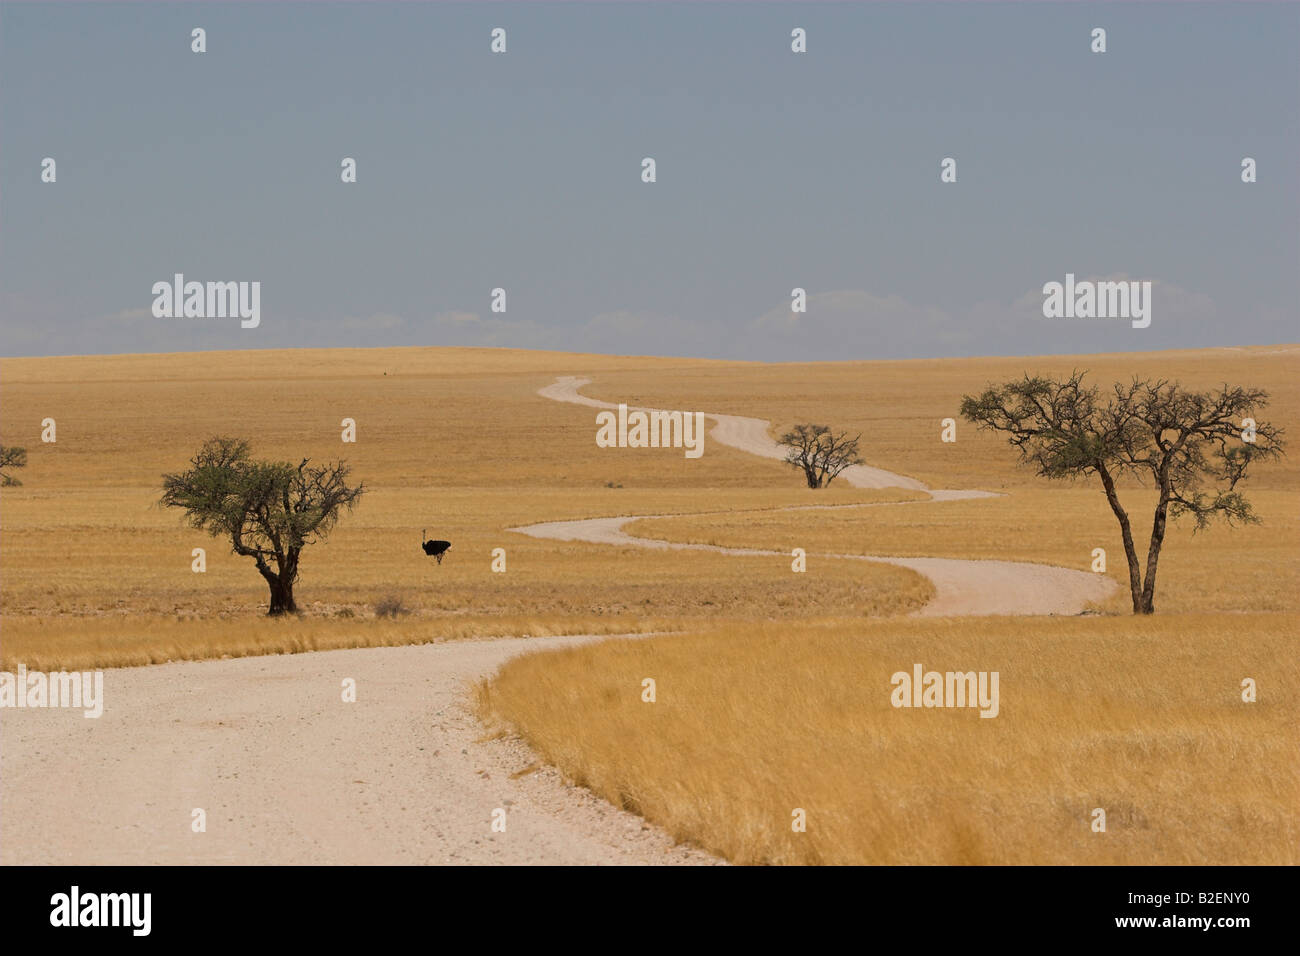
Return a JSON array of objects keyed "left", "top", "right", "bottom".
[
  {"left": 518, "top": 377, "right": 1117, "bottom": 617},
  {"left": 0, "top": 635, "right": 720, "bottom": 865}
]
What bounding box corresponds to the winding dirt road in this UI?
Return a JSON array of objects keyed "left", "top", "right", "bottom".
[
  {"left": 0, "top": 375, "right": 1113, "bottom": 866},
  {"left": 520, "top": 377, "right": 1117, "bottom": 617}
]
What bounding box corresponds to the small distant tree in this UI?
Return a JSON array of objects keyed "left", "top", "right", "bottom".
[
  {"left": 779, "top": 424, "right": 864, "bottom": 489},
  {"left": 160, "top": 437, "right": 365, "bottom": 615},
  {"left": 0, "top": 445, "right": 27, "bottom": 486},
  {"left": 961, "top": 372, "right": 1283, "bottom": 615}
]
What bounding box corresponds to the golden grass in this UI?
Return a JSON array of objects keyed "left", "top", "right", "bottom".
[
  {"left": 1, "top": 343, "right": 1295, "bottom": 671},
  {"left": 1, "top": 543, "right": 931, "bottom": 671},
  {"left": 628, "top": 488, "right": 1300, "bottom": 615},
  {"left": 478, "top": 614, "right": 1300, "bottom": 865},
  {"left": 0, "top": 481, "right": 929, "bottom": 669},
  {"left": 595, "top": 346, "right": 1300, "bottom": 491},
  {"left": 4, "top": 344, "right": 1297, "bottom": 865}
]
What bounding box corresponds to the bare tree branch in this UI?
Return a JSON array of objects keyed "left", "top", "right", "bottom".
[{"left": 778, "top": 424, "right": 864, "bottom": 488}]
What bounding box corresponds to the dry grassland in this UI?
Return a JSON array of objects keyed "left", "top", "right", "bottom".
[
  {"left": 597, "top": 347, "right": 1300, "bottom": 491},
  {"left": 629, "top": 487, "right": 1299, "bottom": 615},
  {"left": 3, "top": 344, "right": 1296, "bottom": 865},
  {"left": 479, "top": 613, "right": 1300, "bottom": 865},
  {"left": 1, "top": 347, "right": 931, "bottom": 669},
  {"left": 2, "top": 344, "right": 1292, "bottom": 659}
]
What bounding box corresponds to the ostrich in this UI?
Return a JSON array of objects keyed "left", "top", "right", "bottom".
[{"left": 421, "top": 530, "right": 452, "bottom": 565}]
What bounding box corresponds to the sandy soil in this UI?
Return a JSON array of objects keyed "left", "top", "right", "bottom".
[
  {"left": 525, "top": 377, "right": 1117, "bottom": 616},
  {"left": 1, "top": 636, "right": 719, "bottom": 865}
]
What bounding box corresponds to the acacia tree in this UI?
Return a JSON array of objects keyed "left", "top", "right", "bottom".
[
  {"left": 0, "top": 445, "right": 27, "bottom": 486},
  {"left": 960, "top": 372, "right": 1282, "bottom": 614},
  {"left": 161, "top": 437, "right": 365, "bottom": 615},
  {"left": 778, "top": 424, "right": 864, "bottom": 488}
]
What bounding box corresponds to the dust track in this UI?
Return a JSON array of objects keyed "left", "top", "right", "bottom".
[
  {"left": 519, "top": 376, "right": 1117, "bottom": 617},
  {"left": 1, "top": 636, "right": 719, "bottom": 865}
]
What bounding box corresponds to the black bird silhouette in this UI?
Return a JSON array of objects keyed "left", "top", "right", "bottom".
[{"left": 421, "top": 529, "right": 452, "bottom": 565}]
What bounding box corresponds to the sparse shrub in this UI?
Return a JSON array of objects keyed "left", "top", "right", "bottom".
[
  {"left": 374, "top": 594, "right": 408, "bottom": 619},
  {"left": 0, "top": 445, "right": 27, "bottom": 487}
]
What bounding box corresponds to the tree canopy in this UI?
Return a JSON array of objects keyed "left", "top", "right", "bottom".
[
  {"left": 161, "top": 437, "right": 365, "bottom": 615},
  {"left": 778, "top": 424, "right": 864, "bottom": 489}
]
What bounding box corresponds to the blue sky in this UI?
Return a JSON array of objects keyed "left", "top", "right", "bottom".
[{"left": 1, "top": 1, "right": 1296, "bottom": 360}]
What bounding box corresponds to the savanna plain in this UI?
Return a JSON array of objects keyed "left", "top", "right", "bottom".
[{"left": 1, "top": 345, "right": 1295, "bottom": 864}]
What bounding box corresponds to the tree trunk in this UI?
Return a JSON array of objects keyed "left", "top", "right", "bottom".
[
  {"left": 1139, "top": 491, "right": 1171, "bottom": 615},
  {"left": 1096, "top": 463, "right": 1143, "bottom": 613},
  {"left": 254, "top": 555, "right": 299, "bottom": 616},
  {"left": 266, "top": 576, "right": 297, "bottom": 615}
]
